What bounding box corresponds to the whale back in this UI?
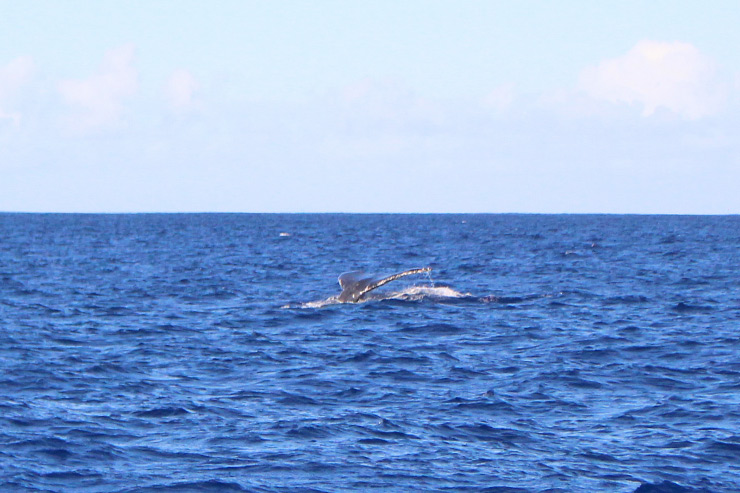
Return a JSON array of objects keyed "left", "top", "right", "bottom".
[
  {"left": 337, "top": 271, "right": 377, "bottom": 303},
  {"left": 337, "top": 267, "right": 432, "bottom": 303}
]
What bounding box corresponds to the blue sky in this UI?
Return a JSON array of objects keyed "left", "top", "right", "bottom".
[{"left": 2, "top": 1, "right": 739, "bottom": 213}]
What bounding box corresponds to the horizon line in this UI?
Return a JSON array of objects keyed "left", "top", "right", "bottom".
[{"left": 1, "top": 211, "right": 738, "bottom": 216}]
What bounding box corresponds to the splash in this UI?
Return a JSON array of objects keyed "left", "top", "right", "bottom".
[
  {"left": 285, "top": 284, "right": 469, "bottom": 309},
  {"left": 382, "top": 285, "right": 469, "bottom": 301}
]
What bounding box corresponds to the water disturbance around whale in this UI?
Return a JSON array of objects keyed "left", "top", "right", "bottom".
[{"left": 337, "top": 266, "right": 432, "bottom": 303}]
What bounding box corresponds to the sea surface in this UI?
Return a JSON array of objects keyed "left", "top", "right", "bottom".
[{"left": 1, "top": 213, "right": 739, "bottom": 492}]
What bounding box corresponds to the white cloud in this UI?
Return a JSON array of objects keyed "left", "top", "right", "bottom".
[
  {"left": 0, "top": 56, "right": 34, "bottom": 126},
  {"left": 578, "top": 40, "right": 727, "bottom": 119},
  {"left": 165, "top": 69, "right": 199, "bottom": 111},
  {"left": 58, "top": 44, "right": 138, "bottom": 131}
]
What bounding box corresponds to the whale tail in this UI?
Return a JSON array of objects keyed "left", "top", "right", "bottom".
[{"left": 337, "top": 267, "right": 431, "bottom": 303}]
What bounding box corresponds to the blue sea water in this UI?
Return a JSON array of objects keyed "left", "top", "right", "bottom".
[{"left": 1, "top": 213, "right": 739, "bottom": 492}]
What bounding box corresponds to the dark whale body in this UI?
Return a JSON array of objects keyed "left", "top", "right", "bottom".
[{"left": 337, "top": 267, "right": 431, "bottom": 303}]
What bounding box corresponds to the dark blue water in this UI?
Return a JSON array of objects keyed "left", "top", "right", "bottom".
[{"left": 1, "top": 214, "right": 739, "bottom": 492}]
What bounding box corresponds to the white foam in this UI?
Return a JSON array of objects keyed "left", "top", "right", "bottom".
[
  {"left": 283, "top": 296, "right": 341, "bottom": 309},
  {"left": 386, "top": 285, "right": 469, "bottom": 300},
  {"left": 284, "top": 285, "right": 469, "bottom": 309}
]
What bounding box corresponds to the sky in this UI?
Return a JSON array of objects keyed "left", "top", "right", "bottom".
[{"left": 1, "top": 1, "right": 739, "bottom": 213}]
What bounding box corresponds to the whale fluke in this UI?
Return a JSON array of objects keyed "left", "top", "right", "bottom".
[{"left": 337, "top": 267, "right": 431, "bottom": 303}]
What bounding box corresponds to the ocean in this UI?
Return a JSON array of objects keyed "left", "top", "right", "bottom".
[{"left": 1, "top": 213, "right": 739, "bottom": 492}]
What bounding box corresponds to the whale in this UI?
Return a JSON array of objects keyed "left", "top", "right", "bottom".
[{"left": 337, "top": 267, "right": 432, "bottom": 303}]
